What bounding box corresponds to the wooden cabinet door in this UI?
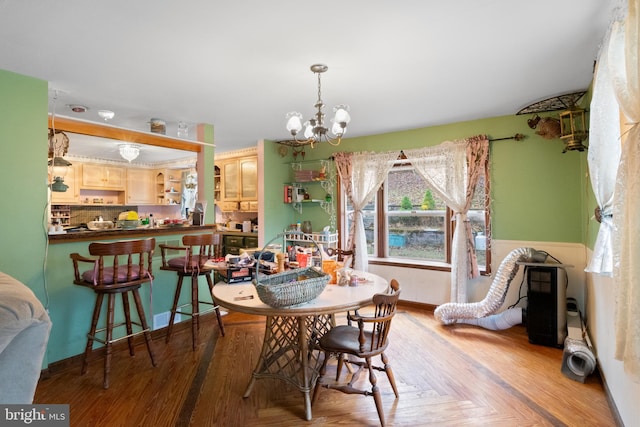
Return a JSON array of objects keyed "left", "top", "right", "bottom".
[
  {"left": 239, "top": 157, "right": 257, "bottom": 200},
  {"left": 82, "top": 165, "right": 125, "bottom": 189},
  {"left": 126, "top": 168, "right": 155, "bottom": 204},
  {"left": 221, "top": 160, "right": 239, "bottom": 201},
  {"left": 103, "top": 166, "right": 125, "bottom": 190},
  {"left": 82, "top": 165, "right": 105, "bottom": 187}
]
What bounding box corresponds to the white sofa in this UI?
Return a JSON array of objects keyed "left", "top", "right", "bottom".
[{"left": 0, "top": 271, "right": 52, "bottom": 403}]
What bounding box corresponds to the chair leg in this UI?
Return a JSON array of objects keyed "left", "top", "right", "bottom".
[
  {"left": 82, "top": 292, "right": 104, "bottom": 375},
  {"left": 122, "top": 292, "right": 135, "bottom": 356},
  {"left": 206, "top": 273, "right": 225, "bottom": 336},
  {"left": 312, "top": 351, "right": 330, "bottom": 405},
  {"left": 132, "top": 289, "right": 156, "bottom": 368},
  {"left": 104, "top": 294, "right": 117, "bottom": 389},
  {"left": 381, "top": 351, "right": 399, "bottom": 398},
  {"left": 166, "top": 275, "right": 184, "bottom": 344},
  {"left": 366, "top": 357, "right": 385, "bottom": 427},
  {"left": 191, "top": 274, "right": 200, "bottom": 350},
  {"left": 336, "top": 352, "right": 344, "bottom": 380}
]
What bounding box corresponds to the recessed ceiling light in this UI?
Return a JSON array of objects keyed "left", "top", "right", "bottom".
[
  {"left": 68, "top": 104, "right": 88, "bottom": 113},
  {"left": 98, "top": 110, "right": 115, "bottom": 121}
]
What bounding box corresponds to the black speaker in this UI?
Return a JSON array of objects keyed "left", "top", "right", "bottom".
[{"left": 526, "top": 266, "right": 567, "bottom": 348}]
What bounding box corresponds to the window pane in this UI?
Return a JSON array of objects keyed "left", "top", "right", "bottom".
[{"left": 386, "top": 167, "right": 447, "bottom": 262}]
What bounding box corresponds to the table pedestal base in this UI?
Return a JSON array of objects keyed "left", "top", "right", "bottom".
[{"left": 243, "top": 314, "right": 333, "bottom": 420}]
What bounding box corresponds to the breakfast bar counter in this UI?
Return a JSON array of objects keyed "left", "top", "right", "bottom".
[
  {"left": 43, "top": 224, "right": 218, "bottom": 365},
  {"left": 48, "top": 224, "right": 216, "bottom": 244}
]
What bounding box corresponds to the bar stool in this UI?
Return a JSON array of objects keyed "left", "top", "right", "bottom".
[
  {"left": 160, "top": 233, "right": 225, "bottom": 350},
  {"left": 70, "top": 238, "right": 157, "bottom": 389}
]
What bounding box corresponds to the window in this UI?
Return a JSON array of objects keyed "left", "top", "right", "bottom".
[{"left": 340, "top": 157, "right": 490, "bottom": 272}]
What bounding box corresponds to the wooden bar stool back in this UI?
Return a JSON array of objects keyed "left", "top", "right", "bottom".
[
  {"left": 160, "top": 233, "right": 225, "bottom": 350},
  {"left": 70, "top": 238, "right": 157, "bottom": 389}
]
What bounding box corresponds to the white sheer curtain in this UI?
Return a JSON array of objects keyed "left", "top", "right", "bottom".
[
  {"left": 404, "top": 141, "right": 469, "bottom": 302},
  {"left": 586, "top": 23, "right": 622, "bottom": 276},
  {"left": 334, "top": 151, "right": 397, "bottom": 271},
  {"left": 611, "top": 0, "right": 640, "bottom": 380}
]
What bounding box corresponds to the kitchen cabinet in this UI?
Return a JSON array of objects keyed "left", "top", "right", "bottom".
[
  {"left": 81, "top": 164, "right": 125, "bottom": 190},
  {"left": 214, "top": 165, "right": 221, "bottom": 202},
  {"left": 164, "top": 169, "right": 184, "bottom": 205},
  {"left": 239, "top": 201, "right": 258, "bottom": 212},
  {"left": 219, "top": 201, "right": 239, "bottom": 211},
  {"left": 155, "top": 171, "right": 165, "bottom": 204},
  {"left": 223, "top": 234, "right": 259, "bottom": 255},
  {"left": 218, "top": 156, "right": 257, "bottom": 206},
  {"left": 239, "top": 157, "right": 257, "bottom": 200},
  {"left": 51, "top": 164, "right": 80, "bottom": 204},
  {"left": 126, "top": 168, "right": 155, "bottom": 204}
]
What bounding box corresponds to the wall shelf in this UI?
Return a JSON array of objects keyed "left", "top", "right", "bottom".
[{"left": 284, "top": 159, "right": 336, "bottom": 230}]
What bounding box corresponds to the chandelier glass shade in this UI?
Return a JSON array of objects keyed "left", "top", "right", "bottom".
[
  {"left": 285, "top": 64, "right": 350, "bottom": 147},
  {"left": 119, "top": 143, "right": 140, "bottom": 162}
]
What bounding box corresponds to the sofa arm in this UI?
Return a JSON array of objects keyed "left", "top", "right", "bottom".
[{"left": 0, "top": 272, "right": 52, "bottom": 404}]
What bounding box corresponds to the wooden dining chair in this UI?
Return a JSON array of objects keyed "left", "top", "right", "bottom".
[
  {"left": 70, "top": 238, "right": 157, "bottom": 389},
  {"left": 312, "top": 279, "right": 401, "bottom": 427},
  {"left": 326, "top": 245, "right": 355, "bottom": 268},
  {"left": 160, "top": 233, "right": 225, "bottom": 350}
]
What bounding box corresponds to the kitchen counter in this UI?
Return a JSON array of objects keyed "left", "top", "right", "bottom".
[{"left": 48, "top": 224, "right": 216, "bottom": 244}]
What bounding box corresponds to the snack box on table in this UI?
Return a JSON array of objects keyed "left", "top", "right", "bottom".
[{"left": 218, "top": 266, "right": 253, "bottom": 283}]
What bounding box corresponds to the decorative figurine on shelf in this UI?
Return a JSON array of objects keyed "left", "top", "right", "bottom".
[{"left": 318, "top": 165, "right": 326, "bottom": 180}]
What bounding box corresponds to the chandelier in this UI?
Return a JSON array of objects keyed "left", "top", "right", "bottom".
[
  {"left": 285, "top": 64, "right": 351, "bottom": 148},
  {"left": 119, "top": 143, "right": 140, "bottom": 162}
]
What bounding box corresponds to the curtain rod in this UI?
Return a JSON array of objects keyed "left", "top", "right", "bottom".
[
  {"left": 489, "top": 133, "right": 525, "bottom": 142},
  {"left": 396, "top": 134, "right": 526, "bottom": 157}
]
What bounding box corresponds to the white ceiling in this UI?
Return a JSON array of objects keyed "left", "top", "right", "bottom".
[{"left": 0, "top": 0, "right": 620, "bottom": 158}]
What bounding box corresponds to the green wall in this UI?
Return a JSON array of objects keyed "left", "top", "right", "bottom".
[
  {"left": 0, "top": 69, "right": 49, "bottom": 298},
  {"left": 263, "top": 114, "right": 587, "bottom": 244}
]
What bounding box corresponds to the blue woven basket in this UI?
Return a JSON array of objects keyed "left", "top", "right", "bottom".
[{"left": 253, "top": 266, "right": 328, "bottom": 307}]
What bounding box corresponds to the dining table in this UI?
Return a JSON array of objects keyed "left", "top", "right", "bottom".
[{"left": 211, "top": 269, "right": 389, "bottom": 421}]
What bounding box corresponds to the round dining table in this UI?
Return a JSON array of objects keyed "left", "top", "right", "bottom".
[{"left": 211, "top": 270, "right": 389, "bottom": 421}]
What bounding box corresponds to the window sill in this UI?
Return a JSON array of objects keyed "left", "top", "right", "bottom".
[
  {"left": 368, "top": 257, "right": 451, "bottom": 272},
  {"left": 368, "top": 256, "right": 489, "bottom": 275}
]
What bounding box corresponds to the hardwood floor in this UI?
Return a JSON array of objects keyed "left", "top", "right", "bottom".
[{"left": 34, "top": 305, "right": 617, "bottom": 426}]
